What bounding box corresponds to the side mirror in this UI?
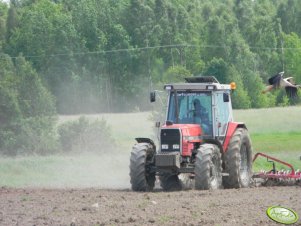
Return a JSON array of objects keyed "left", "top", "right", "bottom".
[
  {"left": 223, "top": 93, "right": 229, "bottom": 102},
  {"left": 155, "top": 121, "right": 160, "bottom": 128},
  {"left": 150, "top": 91, "right": 156, "bottom": 102}
]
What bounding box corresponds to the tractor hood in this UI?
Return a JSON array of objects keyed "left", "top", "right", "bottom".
[{"left": 161, "top": 123, "right": 202, "bottom": 142}]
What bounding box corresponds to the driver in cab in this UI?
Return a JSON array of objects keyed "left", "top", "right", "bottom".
[{"left": 192, "top": 99, "right": 210, "bottom": 134}]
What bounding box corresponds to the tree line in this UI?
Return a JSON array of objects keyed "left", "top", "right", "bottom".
[
  {"left": 1, "top": 0, "right": 301, "bottom": 155},
  {"left": 1, "top": 0, "right": 301, "bottom": 113}
]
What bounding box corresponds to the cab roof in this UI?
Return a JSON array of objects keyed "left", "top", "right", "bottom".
[
  {"left": 184, "top": 76, "right": 219, "bottom": 83},
  {"left": 164, "top": 76, "right": 231, "bottom": 91}
]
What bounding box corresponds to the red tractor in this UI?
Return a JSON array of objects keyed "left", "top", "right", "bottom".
[{"left": 130, "top": 76, "right": 253, "bottom": 191}]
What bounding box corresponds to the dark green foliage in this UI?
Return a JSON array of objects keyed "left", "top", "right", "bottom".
[
  {"left": 162, "top": 65, "right": 191, "bottom": 83},
  {"left": 203, "top": 58, "right": 229, "bottom": 83},
  {"left": 0, "top": 2, "right": 8, "bottom": 49},
  {"left": 0, "top": 81, "right": 21, "bottom": 155},
  {"left": 58, "top": 116, "right": 115, "bottom": 153},
  {"left": 1, "top": 0, "right": 301, "bottom": 113},
  {"left": 0, "top": 1, "right": 300, "bottom": 117},
  {"left": 227, "top": 66, "right": 251, "bottom": 109},
  {"left": 0, "top": 55, "right": 57, "bottom": 156}
]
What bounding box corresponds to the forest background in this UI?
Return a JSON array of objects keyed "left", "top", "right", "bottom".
[{"left": 1, "top": 0, "right": 301, "bottom": 155}]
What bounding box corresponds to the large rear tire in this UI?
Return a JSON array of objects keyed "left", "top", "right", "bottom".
[
  {"left": 159, "top": 173, "right": 182, "bottom": 191},
  {"left": 195, "top": 144, "right": 222, "bottom": 190},
  {"left": 223, "top": 128, "right": 253, "bottom": 188},
  {"left": 130, "top": 143, "right": 156, "bottom": 191}
]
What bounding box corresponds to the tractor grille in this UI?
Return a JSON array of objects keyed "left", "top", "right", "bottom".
[
  {"left": 160, "top": 128, "right": 181, "bottom": 152},
  {"left": 155, "top": 152, "right": 180, "bottom": 169}
]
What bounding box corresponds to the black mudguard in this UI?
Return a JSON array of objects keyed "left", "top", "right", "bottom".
[{"left": 135, "top": 137, "right": 156, "bottom": 151}]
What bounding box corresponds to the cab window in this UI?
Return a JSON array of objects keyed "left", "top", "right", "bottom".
[{"left": 167, "top": 91, "right": 213, "bottom": 135}]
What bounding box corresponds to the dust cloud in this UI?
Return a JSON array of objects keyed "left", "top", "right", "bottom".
[
  {"left": 26, "top": 151, "right": 132, "bottom": 189},
  {"left": 47, "top": 84, "right": 156, "bottom": 189},
  {"left": 0, "top": 152, "right": 133, "bottom": 189}
]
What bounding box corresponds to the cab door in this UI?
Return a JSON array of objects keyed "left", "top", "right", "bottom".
[{"left": 213, "top": 91, "right": 233, "bottom": 143}]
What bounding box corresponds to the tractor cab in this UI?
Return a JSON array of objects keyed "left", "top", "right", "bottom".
[{"left": 156, "top": 76, "right": 235, "bottom": 143}]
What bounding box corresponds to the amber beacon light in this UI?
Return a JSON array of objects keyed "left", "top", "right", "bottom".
[{"left": 230, "top": 82, "right": 236, "bottom": 90}]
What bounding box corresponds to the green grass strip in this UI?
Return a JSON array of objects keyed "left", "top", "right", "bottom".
[{"left": 251, "top": 132, "right": 301, "bottom": 172}]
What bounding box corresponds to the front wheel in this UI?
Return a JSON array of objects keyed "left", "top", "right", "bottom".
[
  {"left": 195, "top": 144, "right": 222, "bottom": 190},
  {"left": 130, "top": 143, "right": 156, "bottom": 191},
  {"left": 223, "top": 128, "right": 253, "bottom": 188}
]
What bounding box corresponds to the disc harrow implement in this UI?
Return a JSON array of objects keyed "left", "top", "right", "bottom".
[{"left": 252, "top": 152, "right": 301, "bottom": 186}]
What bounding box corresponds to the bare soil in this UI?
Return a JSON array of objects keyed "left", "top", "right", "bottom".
[{"left": 0, "top": 186, "right": 300, "bottom": 226}]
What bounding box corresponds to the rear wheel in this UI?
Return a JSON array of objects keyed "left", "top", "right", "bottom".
[
  {"left": 195, "top": 144, "right": 222, "bottom": 190},
  {"left": 130, "top": 143, "right": 156, "bottom": 191},
  {"left": 223, "top": 128, "right": 253, "bottom": 188},
  {"left": 159, "top": 173, "right": 182, "bottom": 191}
]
